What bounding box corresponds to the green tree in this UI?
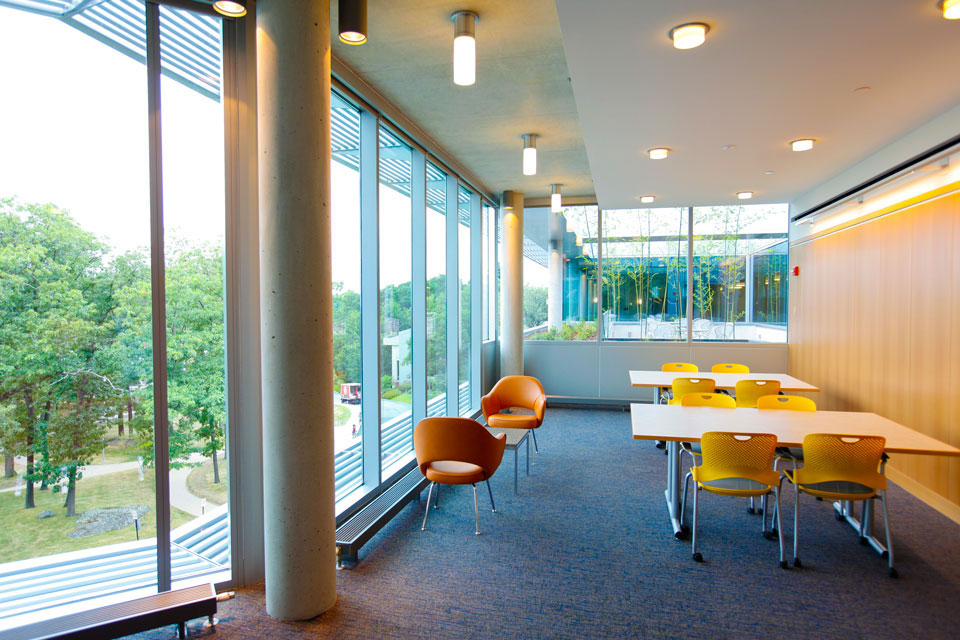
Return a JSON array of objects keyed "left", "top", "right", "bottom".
[{"left": 523, "top": 285, "right": 547, "bottom": 329}]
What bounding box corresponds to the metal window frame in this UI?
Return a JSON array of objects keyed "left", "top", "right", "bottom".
[
  {"left": 469, "top": 190, "right": 482, "bottom": 413},
  {"left": 445, "top": 174, "right": 460, "bottom": 416},
  {"left": 411, "top": 148, "right": 428, "bottom": 429}
]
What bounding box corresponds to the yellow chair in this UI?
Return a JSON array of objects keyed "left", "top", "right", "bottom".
[
  {"left": 711, "top": 363, "right": 750, "bottom": 374},
  {"left": 414, "top": 417, "right": 506, "bottom": 535},
  {"left": 734, "top": 379, "right": 781, "bottom": 408},
  {"left": 684, "top": 432, "right": 786, "bottom": 567},
  {"left": 784, "top": 433, "right": 895, "bottom": 577},
  {"left": 677, "top": 393, "right": 736, "bottom": 498},
  {"left": 757, "top": 394, "right": 817, "bottom": 530},
  {"left": 658, "top": 362, "right": 699, "bottom": 403},
  {"left": 667, "top": 378, "right": 716, "bottom": 405}
]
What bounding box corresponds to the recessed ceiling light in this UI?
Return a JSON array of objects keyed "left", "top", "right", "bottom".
[
  {"left": 720, "top": 144, "right": 736, "bottom": 150},
  {"left": 762, "top": 170, "right": 775, "bottom": 175},
  {"left": 648, "top": 147, "right": 670, "bottom": 160},
  {"left": 943, "top": 0, "right": 960, "bottom": 20},
  {"left": 668, "top": 22, "right": 709, "bottom": 49},
  {"left": 213, "top": 0, "right": 247, "bottom": 17},
  {"left": 737, "top": 191, "right": 754, "bottom": 200},
  {"left": 791, "top": 138, "right": 815, "bottom": 152},
  {"left": 640, "top": 195, "right": 656, "bottom": 204}
]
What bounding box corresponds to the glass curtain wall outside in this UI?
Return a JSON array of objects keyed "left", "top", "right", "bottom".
[
  {"left": 482, "top": 203, "right": 496, "bottom": 341},
  {"left": 330, "top": 92, "right": 363, "bottom": 498},
  {"left": 521, "top": 207, "right": 551, "bottom": 335},
  {"left": 601, "top": 208, "right": 689, "bottom": 341},
  {"left": 457, "top": 186, "right": 471, "bottom": 415},
  {"left": 158, "top": 4, "right": 229, "bottom": 586},
  {"left": 0, "top": 1, "right": 160, "bottom": 617},
  {"left": 525, "top": 205, "right": 599, "bottom": 340},
  {"left": 691, "top": 205, "right": 788, "bottom": 343},
  {"left": 425, "top": 163, "right": 447, "bottom": 417},
  {"left": 378, "top": 128, "right": 414, "bottom": 475}
]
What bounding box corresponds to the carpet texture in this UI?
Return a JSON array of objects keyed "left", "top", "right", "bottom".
[{"left": 132, "top": 408, "right": 960, "bottom": 639}]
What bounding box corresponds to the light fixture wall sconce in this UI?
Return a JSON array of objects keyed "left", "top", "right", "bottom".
[
  {"left": 522, "top": 134, "right": 538, "bottom": 176},
  {"left": 737, "top": 191, "right": 754, "bottom": 200},
  {"left": 640, "top": 195, "right": 656, "bottom": 204},
  {"left": 452, "top": 10, "right": 479, "bottom": 85},
  {"left": 943, "top": 0, "right": 960, "bottom": 19},
  {"left": 669, "top": 22, "right": 709, "bottom": 49},
  {"left": 550, "top": 184, "right": 563, "bottom": 212},
  {"left": 791, "top": 138, "right": 815, "bottom": 152},
  {"left": 213, "top": 0, "right": 246, "bottom": 17},
  {"left": 648, "top": 147, "right": 670, "bottom": 160},
  {"left": 339, "top": 0, "right": 368, "bottom": 45}
]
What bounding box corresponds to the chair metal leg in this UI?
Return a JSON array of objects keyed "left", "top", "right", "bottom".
[
  {"left": 775, "top": 487, "right": 786, "bottom": 569},
  {"left": 485, "top": 479, "right": 497, "bottom": 513},
  {"left": 792, "top": 478, "right": 802, "bottom": 567},
  {"left": 531, "top": 429, "right": 539, "bottom": 454},
  {"left": 421, "top": 482, "right": 435, "bottom": 531},
  {"left": 473, "top": 484, "right": 481, "bottom": 535},
  {"left": 691, "top": 486, "right": 702, "bottom": 562},
  {"left": 881, "top": 490, "right": 897, "bottom": 577},
  {"left": 680, "top": 471, "right": 692, "bottom": 527}
]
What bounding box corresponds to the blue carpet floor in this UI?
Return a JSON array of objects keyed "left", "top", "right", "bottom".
[{"left": 134, "top": 408, "right": 960, "bottom": 639}]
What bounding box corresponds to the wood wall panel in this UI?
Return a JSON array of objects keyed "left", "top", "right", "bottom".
[{"left": 789, "top": 192, "right": 960, "bottom": 521}]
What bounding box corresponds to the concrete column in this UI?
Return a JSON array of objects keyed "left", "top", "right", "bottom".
[
  {"left": 257, "top": 0, "right": 336, "bottom": 620},
  {"left": 547, "top": 213, "right": 564, "bottom": 330},
  {"left": 500, "top": 191, "right": 524, "bottom": 376}
]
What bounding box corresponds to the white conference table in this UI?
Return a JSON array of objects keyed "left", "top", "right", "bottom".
[
  {"left": 630, "top": 403, "right": 960, "bottom": 549},
  {"left": 629, "top": 370, "right": 821, "bottom": 397}
]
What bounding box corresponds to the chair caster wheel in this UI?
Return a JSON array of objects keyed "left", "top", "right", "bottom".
[
  {"left": 675, "top": 528, "right": 687, "bottom": 540},
  {"left": 763, "top": 530, "right": 776, "bottom": 540},
  {"left": 835, "top": 512, "right": 844, "bottom": 521},
  {"left": 881, "top": 550, "right": 888, "bottom": 559},
  {"left": 692, "top": 552, "right": 703, "bottom": 563},
  {"left": 747, "top": 507, "right": 756, "bottom": 515},
  {"left": 815, "top": 497, "right": 823, "bottom": 501},
  {"left": 655, "top": 441, "right": 665, "bottom": 449},
  {"left": 793, "top": 558, "right": 802, "bottom": 568},
  {"left": 889, "top": 568, "right": 898, "bottom": 579},
  {"left": 780, "top": 560, "right": 788, "bottom": 569},
  {"left": 859, "top": 536, "right": 868, "bottom": 546}
]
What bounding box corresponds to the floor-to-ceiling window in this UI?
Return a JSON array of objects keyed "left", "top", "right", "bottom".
[
  {"left": 457, "top": 186, "right": 472, "bottom": 414},
  {"left": 378, "top": 127, "right": 414, "bottom": 477},
  {"left": 482, "top": 203, "right": 497, "bottom": 342},
  {"left": 425, "top": 163, "right": 447, "bottom": 417},
  {"left": 330, "top": 92, "right": 363, "bottom": 498},
  {"left": 0, "top": 0, "right": 232, "bottom": 625}
]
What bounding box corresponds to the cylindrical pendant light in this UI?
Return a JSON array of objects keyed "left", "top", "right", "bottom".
[
  {"left": 213, "top": 0, "right": 246, "bottom": 17},
  {"left": 452, "top": 10, "right": 478, "bottom": 86},
  {"left": 550, "top": 184, "right": 563, "bottom": 212},
  {"left": 339, "top": 0, "right": 368, "bottom": 45},
  {"left": 522, "top": 134, "right": 538, "bottom": 176}
]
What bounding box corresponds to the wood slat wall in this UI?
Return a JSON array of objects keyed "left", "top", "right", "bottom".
[{"left": 789, "top": 191, "right": 960, "bottom": 521}]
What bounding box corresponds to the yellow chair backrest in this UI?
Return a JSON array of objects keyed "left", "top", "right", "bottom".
[
  {"left": 757, "top": 395, "right": 816, "bottom": 412},
  {"left": 662, "top": 362, "right": 698, "bottom": 373},
  {"left": 670, "top": 378, "right": 715, "bottom": 404},
  {"left": 734, "top": 379, "right": 781, "bottom": 408},
  {"left": 794, "top": 433, "right": 887, "bottom": 490},
  {"left": 711, "top": 363, "right": 749, "bottom": 374},
  {"left": 695, "top": 432, "right": 778, "bottom": 486},
  {"left": 680, "top": 393, "right": 736, "bottom": 409}
]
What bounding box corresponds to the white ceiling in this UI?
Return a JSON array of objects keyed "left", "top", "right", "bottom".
[
  {"left": 332, "top": 0, "right": 593, "bottom": 201},
  {"left": 556, "top": 0, "right": 960, "bottom": 209}
]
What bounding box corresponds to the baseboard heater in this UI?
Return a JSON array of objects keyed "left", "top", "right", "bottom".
[
  {"left": 3, "top": 583, "right": 216, "bottom": 640},
  {"left": 336, "top": 468, "right": 429, "bottom": 566}
]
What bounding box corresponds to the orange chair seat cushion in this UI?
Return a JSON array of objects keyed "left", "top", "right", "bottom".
[
  {"left": 424, "top": 460, "right": 486, "bottom": 485},
  {"left": 487, "top": 413, "right": 539, "bottom": 429}
]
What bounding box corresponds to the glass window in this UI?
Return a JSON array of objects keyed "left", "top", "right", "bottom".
[
  {"left": 0, "top": 1, "right": 159, "bottom": 615},
  {"left": 524, "top": 205, "right": 599, "bottom": 340},
  {"left": 330, "top": 92, "right": 363, "bottom": 499},
  {"left": 457, "top": 186, "right": 472, "bottom": 415},
  {"left": 691, "top": 205, "right": 788, "bottom": 343},
  {"left": 601, "top": 208, "right": 689, "bottom": 341},
  {"left": 521, "top": 207, "right": 551, "bottom": 335},
  {"left": 378, "top": 128, "right": 414, "bottom": 476},
  {"left": 482, "top": 203, "right": 496, "bottom": 341},
  {"left": 425, "top": 164, "right": 447, "bottom": 417},
  {"left": 159, "top": 3, "right": 229, "bottom": 587}
]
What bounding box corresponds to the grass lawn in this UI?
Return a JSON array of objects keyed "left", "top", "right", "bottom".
[
  {"left": 0, "top": 463, "right": 26, "bottom": 491},
  {"left": 186, "top": 457, "right": 228, "bottom": 506},
  {"left": 0, "top": 468, "right": 193, "bottom": 564},
  {"left": 393, "top": 393, "right": 412, "bottom": 404},
  {"left": 334, "top": 405, "right": 351, "bottom": 427},
  {"left": 100, "top": 438, "right": 143, "bottom": 464}
]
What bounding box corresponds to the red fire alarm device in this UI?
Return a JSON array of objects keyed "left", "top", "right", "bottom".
[{"left": 792, "top": 266, "right": 800, "bottom": 276}]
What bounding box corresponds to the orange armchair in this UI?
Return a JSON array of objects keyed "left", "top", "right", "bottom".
[
  {"left": 414, "top": 417, "right": 506, "bottom": 535},
  {"left": 481, "top": 375, "right": 547, "bottom": 453}
]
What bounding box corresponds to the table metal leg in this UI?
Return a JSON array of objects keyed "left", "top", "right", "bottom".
[
  {"left": 832, "top": 499, "right": 887, "bottom": 555},
  {"left": 513, "top": 446, "right": 518, "bottom": 495},
  {"left": 665, "top": 441, "right": 684, "bottom": 538},
  {"left": 526, "top": 433, "right": 531, "bottom": 475}
]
